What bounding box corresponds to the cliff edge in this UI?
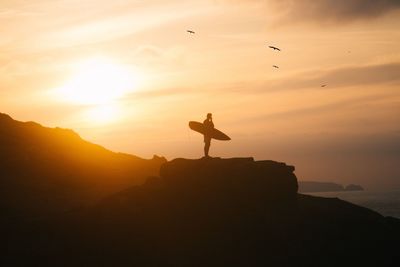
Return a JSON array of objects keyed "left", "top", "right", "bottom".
[
  {"left": 79, "top": 157, "right": 400, "bottom": 267},
  {"left": 159, "top": 157, "right": 298, "bottom": 200}
]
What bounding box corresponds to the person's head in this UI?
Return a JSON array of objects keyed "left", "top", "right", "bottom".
[{"left": 207, "top": 113, "right": 212, "bottom": 119}]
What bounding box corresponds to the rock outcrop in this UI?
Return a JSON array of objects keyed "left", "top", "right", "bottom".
[
  {"left": 74, "top": 158, "right": 399, "bottom": 267},
  {"left": 159, "top": 157, "right": 298, "bottom": 201}
]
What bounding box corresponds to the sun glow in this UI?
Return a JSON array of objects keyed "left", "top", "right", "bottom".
[
  {"left": 56, "top": 58, "right": 138, "bottom": 105},
  {"left": 85, "top": 104, "right": 120, "bottom": 124}
]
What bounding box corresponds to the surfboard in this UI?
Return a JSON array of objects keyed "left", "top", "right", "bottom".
[{"left": 189, "top": 121, "right": 231, "bottom": 141}]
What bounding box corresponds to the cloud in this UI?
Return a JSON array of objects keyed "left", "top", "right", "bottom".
[
  {"left": 119, "top": 61, "right": 400, "bottom": 103},
  {"left": 133, "top": 46, "right": 164, "bottom": 60},
  {"left": 226, "top": 62, "right": 400, "bottom": 94},
  {"left": 246, "top": 92, "right": 397, "bottom": 123},
  {"left": 268, "top": 0, "right": 400, "bottom": 23},
  {"left": 124, "top": 87, "right": 196, "bottom": 100},
  {"left": 0, "top": 0, "right": 214, "bottom": 52},
  {"left": 313, "top": 62, "right": 400, "bottom": 86}
]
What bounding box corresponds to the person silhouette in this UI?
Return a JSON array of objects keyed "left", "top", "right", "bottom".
[{"left": 203, "top": 113, "right": 214, "bottom": 157}]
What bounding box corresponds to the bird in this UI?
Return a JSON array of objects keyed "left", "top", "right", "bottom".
[
  {"left": 321, "top": 84, "right": 327, "bottom": 87},
  {"left": 187, "top": 30, "right": 195, "bottom": 34},
  {"left": 268, "top": 45, "right": 281, "bottom": 51},
  {"left": 273, "top": 65, "right": 279, "bottom": 69}
]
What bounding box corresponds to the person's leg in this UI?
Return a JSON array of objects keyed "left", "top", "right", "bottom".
[{"left": 204, "top": 139, "right": 211, "bottom": 157}]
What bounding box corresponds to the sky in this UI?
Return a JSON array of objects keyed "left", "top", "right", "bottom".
[{"left": 1, "top": 0, "right": 400, "bottom": 189}]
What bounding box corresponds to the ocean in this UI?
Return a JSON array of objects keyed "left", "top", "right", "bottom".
[{"left": 307, "top": 190, "right": 400, "bottom": 219}]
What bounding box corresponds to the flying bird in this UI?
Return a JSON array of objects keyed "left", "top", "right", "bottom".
[
  {"left": 187, "top": 30, "right": 195, "bottom": 34},
  {"left": 321, "top": 84, "right": 327, "bottom": 87},
  {"left": 268, "top": 45, "right": 281, "bottom": 51},
  {"left": 273, "top": 65, "right": 279, "bottom": 69}
]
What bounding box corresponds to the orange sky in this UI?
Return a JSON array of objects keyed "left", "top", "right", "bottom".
[{"left": 1, "top": 0, "right": 400, "bottom": 189}]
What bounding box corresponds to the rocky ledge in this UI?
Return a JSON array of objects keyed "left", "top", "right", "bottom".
[{"left": 159, "top": 157, "right": 298, "bottom": 201}]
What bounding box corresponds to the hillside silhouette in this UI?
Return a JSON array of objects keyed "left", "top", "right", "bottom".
[
  {"left": 0, "top": 113, "right": 165, "bottom": 220},
  {"left": 1, "top": 113, "right": 399, "bottom": 266}
]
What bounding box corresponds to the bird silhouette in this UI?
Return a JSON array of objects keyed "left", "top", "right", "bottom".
[
  {"left": 268, "top": 45, "right": 281, "bottom": 51},
  {"left": 273, "top": 65, "right": 279, "bottom": 69},
  {"left": 187, "top": 30, "right": 195, "bottom": 34},
  {"left": 321, "top": 84, "right": 327, "bottom": 87}
]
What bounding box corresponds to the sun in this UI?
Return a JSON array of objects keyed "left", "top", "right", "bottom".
[{"left": 56, "top": 58, "right": 137, "bottom": 105}]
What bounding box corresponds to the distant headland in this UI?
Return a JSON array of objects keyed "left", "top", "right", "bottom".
[{"left": 299, "top": 181, "right": 364, "bottom": 193}]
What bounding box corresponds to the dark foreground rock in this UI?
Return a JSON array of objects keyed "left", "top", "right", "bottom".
[
  {"left": 3, "top": 157, "right": 400, "bottom": 266},
  {"left": 159, "top": 157, "right": 298, "bottom": 201},
  {"left": 74, "top": 158, "right": 400, "bottom": 266}
]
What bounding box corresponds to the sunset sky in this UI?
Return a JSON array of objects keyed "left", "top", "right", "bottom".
[{"left": 1, "top": 0, "right": 399, "bottom": 188}]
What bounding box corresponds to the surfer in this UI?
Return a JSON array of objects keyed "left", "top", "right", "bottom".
[
  {"left": 188, "top": 114, "right": 230, "bottom": 157},
  {"left": 203, "top": 113, "right": 214, "bottom": 157}
]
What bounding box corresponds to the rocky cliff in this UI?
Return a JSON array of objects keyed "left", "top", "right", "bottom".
[
  {"left": 74, "top": 158, "right": 399, "bottom": 267},
  {"left": 159, "top": 157, "right": 298, "bottom": 200},
  {"left": 2, "top": 113, "right": 400, "bottom": 267}
]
